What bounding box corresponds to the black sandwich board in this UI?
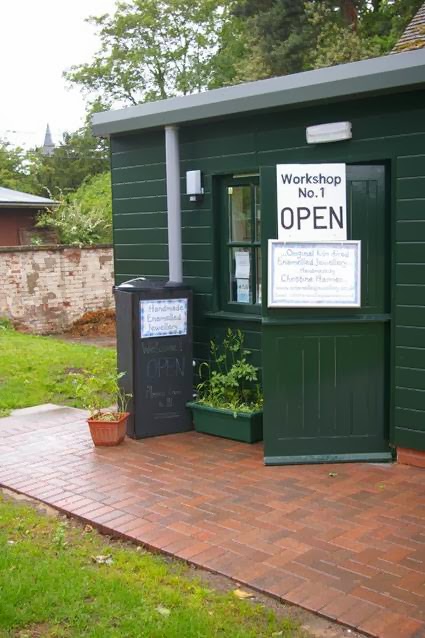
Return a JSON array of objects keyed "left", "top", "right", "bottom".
[{"left": 114, "top": 278, "right": 193, "bottom": 438}]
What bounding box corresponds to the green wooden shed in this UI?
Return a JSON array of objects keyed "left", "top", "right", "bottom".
[{"left": 93, "top": 49, "right": 425, "bottom": 466}]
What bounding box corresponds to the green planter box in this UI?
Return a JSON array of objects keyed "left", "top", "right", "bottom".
[{"left": 187, "top": 402, "right": 263, "bottom": 443}]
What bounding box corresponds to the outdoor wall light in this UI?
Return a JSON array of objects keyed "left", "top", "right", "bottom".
[
  {"left": 306, "top": 121, "right": 352, "bottom": 144},
  {"left": 186, "top": 170, "right": 204, "bottom": 201}
]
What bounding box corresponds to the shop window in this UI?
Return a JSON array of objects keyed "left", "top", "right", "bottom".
[{"left": 220, "top": 176, "right": 261, "bottom": 313}]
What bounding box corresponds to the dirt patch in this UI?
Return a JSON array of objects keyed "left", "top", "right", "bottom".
[
  {"left": 16, "top": 623, "right": 53, "bottom": 638},
  {"left": 63, "top": 367, "right": 85, "bottom": 376},
  {"left": 65, "top": 309, "right": 116, "bottom": 338}
]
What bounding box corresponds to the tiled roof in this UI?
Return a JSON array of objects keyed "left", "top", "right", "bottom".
[{"left": 393, "top": 2, "right": 425, "bottom": 53}]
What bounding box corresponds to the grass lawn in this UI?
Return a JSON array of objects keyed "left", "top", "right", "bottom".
[
  {"left": 0, "top": 328, "right": 116, "bottom": 416},
  {"left": 0, "top": 494, "right": 305, "bottom": 638}
]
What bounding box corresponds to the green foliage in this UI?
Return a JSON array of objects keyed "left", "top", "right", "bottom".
[
  {"left": 0, "top": 139, "right": 36, "bottom": 193},
  {"left": 66, "top": 0, "right": 243, "bottom": 106},
  {"left": 234, "top": 0, "right": 314, "bottom": 77},
  {"left": 73, "top": 170, "right": 112, "bottom": 218},
  {"left": 27, "top": 124, "right": 109, "bottom": 199},
  {"left": 71, "top": 365, "right": 131, "bottom": 419},
  {"left": 196, "top": 329, "right": 263, "bottom": 413},
  {"left": 36, "top": 172, "right": 112, "bottom": 246},
  {"left": 0, "top": 105, "right": 108, "bottom": 204},
  {"left": 0, "top": 495, "right": 302, "bottom": 637},
  {"left": 232, "top": 0, "right": 424, "bottom": 79},
  {"left": 0, "top": 317, "right": 13, "bottom": 330},
  {"left": 53, "top": 521, "right": 68, "bottom": 550},
  {"left": 305, "top": 2, "right": 382, "bottom": 69},
  {"left": 0, "top": 329, "right": 116, "bottom": 415}
]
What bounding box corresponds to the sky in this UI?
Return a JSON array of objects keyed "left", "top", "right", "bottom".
[{"left": 0, "top": 0, "right": 117, "bottom": 149}]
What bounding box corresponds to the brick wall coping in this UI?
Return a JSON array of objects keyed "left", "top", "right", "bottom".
[{"left": 0, "top": 244, "right": 112, "bottom": 254}]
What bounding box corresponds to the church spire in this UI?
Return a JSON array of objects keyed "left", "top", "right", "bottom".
[{"left": 42, "top": 123, "right": 55, "bottom": 156}]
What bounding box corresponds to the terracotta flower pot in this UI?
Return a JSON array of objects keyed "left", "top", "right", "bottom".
[{"left": 87, "top": 412, "right": 129, "bottom": 447}]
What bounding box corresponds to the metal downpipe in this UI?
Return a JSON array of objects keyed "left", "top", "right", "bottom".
[{"left": 165, "top": 125, "right": 183, "bottom": 284}]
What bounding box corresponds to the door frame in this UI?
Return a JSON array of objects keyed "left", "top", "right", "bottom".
[{"left": 261, "top": 161, "right": 394, "bottom": 464}]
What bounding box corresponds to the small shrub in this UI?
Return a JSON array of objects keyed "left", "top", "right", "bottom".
[
  {"left": 71, "top": 364, "right": 131, "bottom": 420},
  {"left": 0, "top": 317, "right": 12, "bottom": 330},
  {"left": 36, "top": 172, "right": 112, "bottom": 246}
]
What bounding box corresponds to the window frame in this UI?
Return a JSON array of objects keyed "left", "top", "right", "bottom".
[{"left": 219, "top": 175, "right": 261, "bottom": 316}]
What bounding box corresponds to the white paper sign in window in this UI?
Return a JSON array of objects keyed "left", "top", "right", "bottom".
[
  {"left": 140, "top": 298, "right": 188, "bottom": 338},
  {"left": 236, "top": 278, "right": 250, "bottom": 303},
  {"left": 268, "top": 240, "right": 361, "bottom": 308},
  {"left": 235, "top": 251, "right": 250, "bottom": 279}
]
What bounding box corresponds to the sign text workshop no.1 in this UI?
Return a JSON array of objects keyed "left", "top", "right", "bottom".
[{"left": 276, "top": 164, "right": 347, "bottom": 241}]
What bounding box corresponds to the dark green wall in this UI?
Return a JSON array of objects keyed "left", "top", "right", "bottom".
[{"left": 110, "top": 89, "right": 425, "bottom": 452}]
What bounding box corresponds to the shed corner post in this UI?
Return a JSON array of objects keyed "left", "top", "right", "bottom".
[{"left": 165, "top": 125, "right": 183, "bottom": 285}]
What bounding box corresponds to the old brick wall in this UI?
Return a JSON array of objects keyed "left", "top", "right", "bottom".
[{"left": 0, "top": 245, "right": 114, "bottom": 333}]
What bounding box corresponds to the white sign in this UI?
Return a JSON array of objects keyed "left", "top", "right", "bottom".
[
  {"left": 235, "top": 251, "right": 250, "bottom": 279},
  {"left": 236, "top": 278, "right": 250, "bottom": 303},
  {"left": 140, "top": 298, "right": 188, "bottom": 338},
  {"left": 268, "top": 240, "right": 361, "bottom": 308},
  {"left": 276, "top": 163, "right": 347, "bottom": 241}
]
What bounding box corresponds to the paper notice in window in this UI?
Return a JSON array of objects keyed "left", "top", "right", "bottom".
[
  {"left": 235, "top": 251, "right": 250, "bottom": 279},
  {"left": 237, "top": 279, "right": 250, "bottom": 303}
]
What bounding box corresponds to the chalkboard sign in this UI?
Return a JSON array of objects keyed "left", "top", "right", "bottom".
[
  {"left": 115, "top": 280, "right": 193, "bottom": 439},
  {"left": 136, "top": 331, "right": 193, "bottom": 437},
  {"left": 268, "top": 240, "right": 361, "bottom": 308}
]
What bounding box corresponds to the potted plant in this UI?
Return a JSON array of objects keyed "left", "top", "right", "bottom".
[
  {"left": 187, "top": 329, "right": 263, "bottom": 443},
  {"left": 72, "top": 366, "right": 132, "bottom": 447}
]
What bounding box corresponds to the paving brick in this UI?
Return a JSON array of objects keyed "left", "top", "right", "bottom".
[
  {"left": 337, "top": 600, "right": 383, "bottom": 628},
  {"left": 382, "top": 617, "right": 425, "bottom": 638},
  {"left": 360, "top": 609, "right": 406, "bottom": 637},
  {"left": 2, "top": 407, "right": 425, "bottom": 638},
  {"left": 320, "top": 593, "right": 361, "bottom": 620}
]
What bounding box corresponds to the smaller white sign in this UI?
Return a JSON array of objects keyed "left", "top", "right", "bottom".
[
  {"left": 268, "top": 240, "right": 361, "bottom": 308},
  {"left": 140, "top": 298, "right": 187, "bottom": 339},
  {"left": 236, "top": 279, "right": 250, "bottom": 303},
  {"left": 235, "top": 251, "right": 250, "bottom": 279},
  {"left": 276, "top": 163, "right": 347, "bottom": 241}
]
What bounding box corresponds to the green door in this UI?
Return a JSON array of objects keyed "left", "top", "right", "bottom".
[{"left": 263, "top": 165, "right": 392, "bottom": 464}]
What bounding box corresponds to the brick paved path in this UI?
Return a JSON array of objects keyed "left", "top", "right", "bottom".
[{"left": 1, "top": 405, "right": 424, "bottom": 638}]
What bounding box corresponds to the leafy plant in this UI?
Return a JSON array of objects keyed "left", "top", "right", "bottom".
[
  {"left": 71, "top": 364, "right": 131, "bottom": 420},
  {"left": 53, "top": 521, "right": 68, "bottom": 550},
  {"left": 0, "top": 317, "right": 12, "bottom": 330},
  {"left": 37, "top": 192, "right": 111, "bottom": 247},
  {"left": 196, "top": 328, "right": 263, "bottom": 413},
  {"left": 65, "top": 0, "right": 242, "bottom": 107}
]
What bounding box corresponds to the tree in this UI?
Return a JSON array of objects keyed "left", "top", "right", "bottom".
[
  {"left": 234, "top": 0, "right": 313, "bottom": 77},
  {"left": 232, "top": 0, "right": 424, "bottom": 79},
  {"left": 36, "top": 172, "right": 112, "bottom": 246},
  {"left": 27, "top": 123, "right": 109, "bottom": 199},
  {"left": 305, "top": 2, "right": 381, "bottom": 69},
  {"left": 0, "top": 140, "right": 35, "bottom": 193},
  {"left": 65, "top": 0, "right": 243, "bottom": 107}
]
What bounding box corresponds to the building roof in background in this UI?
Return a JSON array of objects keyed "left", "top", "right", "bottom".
[
  {"left": 92, "top": 50, "right": 425, "bottom": 137},
  {"left": 0, "top": 186, "right": 57, "bottom": 208},
  {"left": 393, "top": 2, "right": 425, "bottom": 53}
]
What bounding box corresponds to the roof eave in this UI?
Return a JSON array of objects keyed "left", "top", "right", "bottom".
[
  {"left": 0, "top": 202, "right": 59, "bottom": 209},
  {"left": 92, "top": 50, "right": 425, "bottom": 138}
]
